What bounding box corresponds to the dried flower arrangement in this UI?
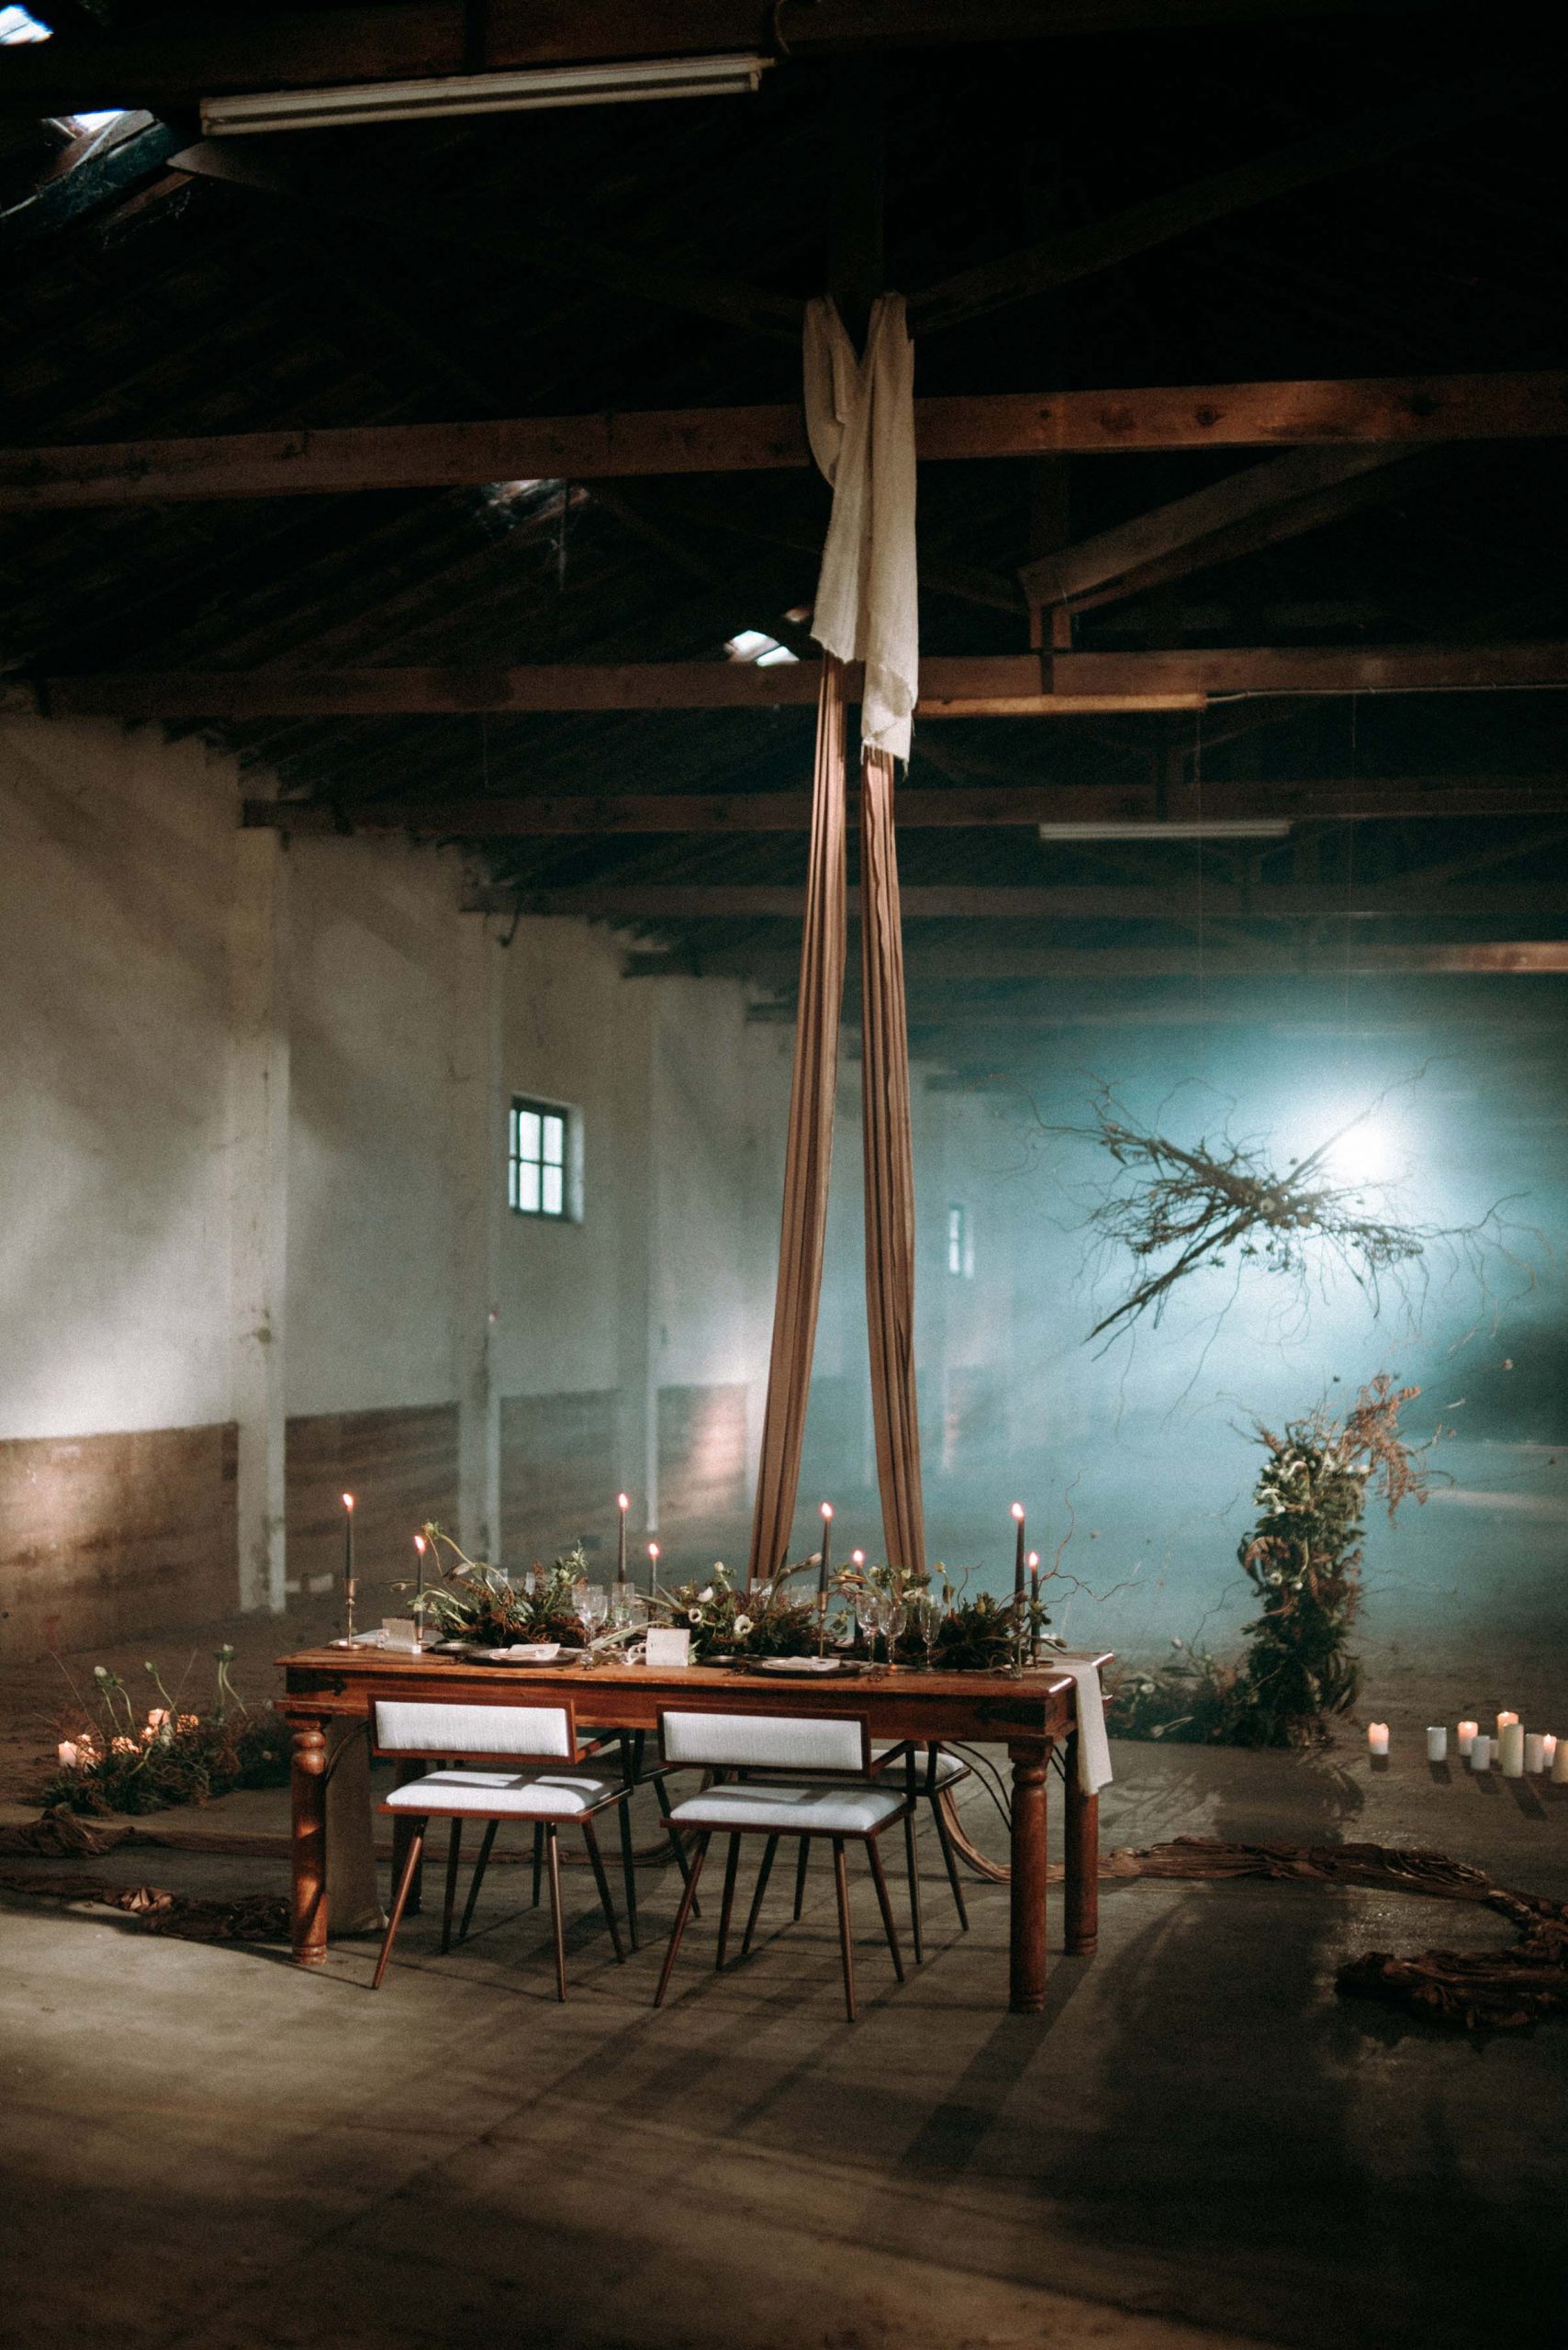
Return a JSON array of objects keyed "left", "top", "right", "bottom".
[
  {"left": 829, "top": 1560, "right": 1048, "bottom": 1670},
  {"left": 44, "top": 1647, "right": 290, "bottom": 1816},
  {"left": 653, "top": 1560, "right": 819, "bottom": 1661},
  {"left": 1105, "top": 1375, "right": 1433, "bottom": 1747},
  {"left": 409, "top": 1523, "right": 593, "bottom": 1648}
]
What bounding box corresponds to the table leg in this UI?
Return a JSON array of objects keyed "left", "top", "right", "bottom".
[
  {"left": 1007, "top": 1740, "right": 1048, "bottom": 2014},
  {"left": 1064, "top": 1731, "right": 1099, "bottom": 1956},
  {"left": 391, "top": 1757, "right": 427, "bottom": 1915},
  {"left": 290, "top": 1722, "right": 329, "bottom": 1967}
]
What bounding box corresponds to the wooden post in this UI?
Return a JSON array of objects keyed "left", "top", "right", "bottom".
[
  {"left": 1064, "top": 1733, "right": 1099, "bottom": 1957},
  {"left": 229, "top": 826, "right": 289, "bottom": 1613},
  {"left": 1007, "top": 1740, "right": 1049, "bottom": 2012}
]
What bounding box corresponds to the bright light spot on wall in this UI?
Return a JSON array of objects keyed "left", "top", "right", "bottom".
[
  {"left": 725, "top": 628, "right": 798, "bottom": 666},
  {"left": 1326, "top": 1115, "right": 1402, "bottom": 1190}
]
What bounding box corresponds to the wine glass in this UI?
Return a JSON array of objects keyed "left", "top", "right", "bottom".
[
  {"left": 853, "top": 1586, "right": 880, "bottom": 1663},
  {"left": 909, "top": 1590, "right": 943, "bottom": 1671},
  {"left": 575, "top": 1581, "right": 610, "bottom": 1652},
  {"left": 878, "top": 1590, "right": 907, "bottom": 1670}
]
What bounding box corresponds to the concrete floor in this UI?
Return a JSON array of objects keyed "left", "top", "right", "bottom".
[{"left": 2, "top": 1732, "right": 1564, "bottom": 2350}]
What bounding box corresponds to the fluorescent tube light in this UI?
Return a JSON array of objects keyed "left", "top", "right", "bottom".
[
  {"left": 1036, "top": 821, "right": 1293, "bottom": 842},
  {"left": 201, "top": 53, "right": 772, "bottom": 137}
]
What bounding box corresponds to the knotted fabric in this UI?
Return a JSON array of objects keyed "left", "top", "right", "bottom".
[
  {"left": 802, "top": 295, "right": 919, "bottom": 764},
  {"left": 747, "top": 296, "right": 925, "bottom": 1579}
]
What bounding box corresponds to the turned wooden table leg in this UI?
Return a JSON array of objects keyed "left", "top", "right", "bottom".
[
  {"left": 391, "top": 1757, "right": 426, "bottom": 1915},
  {"left": 290, "top": 1722, "right": 329, "bottom": 1967},
  {"left": 1064, "top": 1731, "right": 1099, "bottom": 1956},
  {"left": 1007, "top": 1740, "right": 1048, "bottom": 2014}
]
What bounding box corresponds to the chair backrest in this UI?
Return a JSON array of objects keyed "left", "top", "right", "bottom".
[
  {"left": 374, "top": 1698, "right": 575, "bottom": 1761},
  {"left": 658, "top": 1708, "right": 868, "bottom": 1775}
]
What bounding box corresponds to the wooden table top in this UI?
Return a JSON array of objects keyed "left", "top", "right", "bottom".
[{"left": 277, "top": 1644, "right": 1110, "bottom": 1743}]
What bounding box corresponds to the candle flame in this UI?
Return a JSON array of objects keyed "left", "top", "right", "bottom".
[
  {"left": 820, "top": 1501, "right": 834, "bottom": 1521},
  {"left": 413, "top": 1534, "right": 427, "bottom": 1555},
  {"left": 618, "top": 1493, "right": 630, "bottom": 1511},
  {"left": 342, "top": 1492, "right": 355, "bottom": 1512},
  {"left": 851, "top": 1549, "right": 865, "bottom": 1566},
  {"left": 1027, "top": 1551, "right": 1039, "bottom": 1569},
  {"left": 1011, "top": 1502, "right": 1025, "bottom": 1523},
  {"left": 648, "top": 1541, "right": 660, "bottom": 1560}
]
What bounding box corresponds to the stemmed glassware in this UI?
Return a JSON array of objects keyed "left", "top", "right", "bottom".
[
  {"left": 908, "top": 1590, "right": 943, "bottom": 1671},
  {"left": 876, "top": 1590, "right": 907, "bottom": 1670},
  {"left": 853, "top": 1586, "right": 881, "bottom": 1665},
  {"left": 575, "top": 1581, "right": 610, "bottom": 1653}
]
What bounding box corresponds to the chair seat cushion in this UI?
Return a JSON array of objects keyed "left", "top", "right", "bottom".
[
  {"left": 871, "top": 1744, "right": 969, "bottom": 1790},
  {"left": 383, "top": 1767, "right": 621, "bottom": 1819},
  {"left": 666, "top": 1779, "right": 906, "bottom": 1837}
]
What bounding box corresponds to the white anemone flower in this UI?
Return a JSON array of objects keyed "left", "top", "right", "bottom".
[
  {"left": 698, "top": 1585, "right": 715, "bottom": 1604},
  {"left": 734, "top": 1615, "right": 753, "bottom": 1637}
]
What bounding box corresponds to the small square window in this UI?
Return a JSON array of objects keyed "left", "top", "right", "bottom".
[
  {"left": 946, "top": 1203, "right": 974, "bottom": 1280},
  {"left": 510, "top": 1097, "right": 573, "bottom": 1219}
]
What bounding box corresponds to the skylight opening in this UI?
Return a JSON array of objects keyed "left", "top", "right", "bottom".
[
  {"left": 724, "top": 629, "right": 799, "bottom": 666},
  {"left": 0, "top": 6, "right": 49, "bottom": 42},
  {"left": 2, "top": 10, "right": 131, "bottom": 140}
]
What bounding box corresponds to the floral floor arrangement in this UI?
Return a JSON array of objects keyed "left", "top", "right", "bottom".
[{"left": 44, "top": 1646, "right": 290, "bottom": 1816}]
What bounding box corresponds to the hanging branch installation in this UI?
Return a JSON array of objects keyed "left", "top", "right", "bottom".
[{"left": 1044, "top": 1083, "right": 1532, "bottom": 1350}]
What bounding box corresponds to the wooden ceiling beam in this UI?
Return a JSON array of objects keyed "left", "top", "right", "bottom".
[
  {"left": 19, "top": 643, "right": 1568, "bottom": 719},
  {"left": 5, "top": 374, "right": 1566, "bottom": 510},
  {"left": 456, "top": 882, "right": 1568, "bottom": 921},
  {"left": 910, "top": 66, "right": 1534, "bottom": 336},
  {"left": 0, "top": 2, "right": 1463, "bottom": 117},
  {"left": 621, "top": 941, "right": 1568, "bottom": 981},
  {"left": 244, "top": 777, "right": 1568, "bottom": 834}
]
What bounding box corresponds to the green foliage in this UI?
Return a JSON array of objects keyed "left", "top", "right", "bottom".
[
  {"left": 654, "top": 1560, "right": 819, "bottom": 1661},
  {"left": 409, "top": 1524, "right": 591, "bottom": 1649},
  {"left": 45, "top": 1648, "right": 291, "bottom": 1815},
  {"left": 1104, "top": 1642, "right": 1243, "bottom": 1743}
]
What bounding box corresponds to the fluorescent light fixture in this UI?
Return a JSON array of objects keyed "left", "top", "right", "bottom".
[
  {"left": 201, "top": 52, "right": 772, "bottom": 137},
  {"left": 1037, "top": 820, "right": 1293, "bottom": 843}
]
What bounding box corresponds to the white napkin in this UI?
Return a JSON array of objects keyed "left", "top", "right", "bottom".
[{"left": 1048, "top": 1653, "right": 1114, "bottom": 1795}]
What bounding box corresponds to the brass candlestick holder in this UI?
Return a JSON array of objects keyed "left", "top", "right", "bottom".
[{"left": 344, "top": 1580, "right": 358, "bottom": 1643}]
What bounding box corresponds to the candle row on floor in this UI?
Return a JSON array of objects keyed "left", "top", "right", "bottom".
[{"left": 1366, "top": 1718, "right": 1566, "bottom": 1777}]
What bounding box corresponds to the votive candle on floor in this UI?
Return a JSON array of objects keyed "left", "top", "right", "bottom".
[
  {"left": 57, "top": 1740, "right": 77, "bottom": 1768},
  {"left": 1542, "top": 1732, "right": 1559, "bottom": 1772},
  {"left": 1469, "top": 1734, "right": 1492, "bottom": 1772},
  {"left": 1367, "top": 1722, "right": 1390, "bottom": 1757},
  {"left": 1457, "top": 1719, "right": 1479, "bottom": 1757},
  {"left": 1552, "top": 1737, "right": 1568, "bottom": 1785},
  {"left": 1499, "top": 1720, "right": 1526, "bottom": 1777},
  {"left": 1524, "top": 1732, "right": 1546, "bottom": 1774},
  {"left": 1427, "top": 1727, "right": 1448, "bottom": 1762}
]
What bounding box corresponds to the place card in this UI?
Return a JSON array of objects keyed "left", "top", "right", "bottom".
[
  {"left": 644, "top": 1628, "right": 692, "bottom": 1669},
  {"left": 381, "top": 1617, "right": 421, "bottom": 1652}
]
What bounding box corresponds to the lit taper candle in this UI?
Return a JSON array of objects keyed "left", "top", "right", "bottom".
[
  {"left": 413, "top": 1531, "right": 427, "bottom": 1610},
  {"left": 1027, "top": 1550, "right": 1040, "bottom": 1662},
  {"left": 647, "top": 1540, "right": 660, "bottom": 1601},
  {"left": 617, "top": 1493, "right": 629, "bottom": 1583},
  {"left": 342, "top": 1492, "right": 357, "bottom": 1640},
  {"left": 1011, "top": 1503, "right": 1026, "bottom": 1601}
]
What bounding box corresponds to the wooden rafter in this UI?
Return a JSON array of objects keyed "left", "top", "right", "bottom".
[
  {"left": 455, "top": 883, "right": 1568, "bottom": 921},
  {"left": 243, "top": 778, "right": 1568, "bottom": 834},
  {"left": 17, "top": 643, "right": 1568, "bottom": 719},
  {"left": 620, "top": 942, "right": 1568, "bottom": 982},
  {"left": 5, "top": 375, "right": 1567, "bottom": 509}
]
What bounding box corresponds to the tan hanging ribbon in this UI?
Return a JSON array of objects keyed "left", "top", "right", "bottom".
[
  {"left": 858, "top": 744, "right": 926, "bottom": 1573},
  {"left": 746, "top": 656, "right": 849, "bottom": 1583}
]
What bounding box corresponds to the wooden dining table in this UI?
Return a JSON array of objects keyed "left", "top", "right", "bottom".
[{"left": 277, "top": 1645, "right": 1109, "bottom": 2014}]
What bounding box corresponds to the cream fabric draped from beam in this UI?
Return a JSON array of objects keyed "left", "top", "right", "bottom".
[{"left": 747, "top": 294, "right": 925, "bottom": 1580}]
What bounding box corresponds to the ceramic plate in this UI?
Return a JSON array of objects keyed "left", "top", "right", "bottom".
[{"left": 742, "top": 1655, "right": 864, "bottom": 1677}]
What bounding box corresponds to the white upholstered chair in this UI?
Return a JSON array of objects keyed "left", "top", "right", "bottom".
[
  {"left": 654, "top": 1708, "right": 912, "bottom": 2021},
  {"left": 790, "top": 1740, "right": 974, "bottom": 1958},
  {"left": 372, "top": 1697, "right": 631, "bottom": 2001}
]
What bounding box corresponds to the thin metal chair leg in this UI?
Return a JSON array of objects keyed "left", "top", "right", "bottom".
[
  {"left": 532, "top": 1821, "right": 544, "bottom": 1908},
  {"left": 582, "top": 1817, "right": 626, "bottom": 1962},
  {"left": 867, "top": 1833, "right": 906, "bottom": 1983},
  {"left": 741, "top": 1833, "right": 779, "bottom": 1955},
  {"left": 831, "top": 1837, "right": 857, "bottom": 2022},
  {"left": 654, "top": 1831, "right": 711, "bottom": 2007},
  {"left": 793, "top": 1836, "right": 811, "bottom": 1919},
  {"left": 616, "top": 1742, "right": 640, "bottom": 1951},
  {"left": 655, "top": 1776, "right": 700, "bottom": 1918},
  {"left": 932, "top": 1791, "right": 970, "bottom": 1931},
  {"left": 458, "top": 1818, "right": 498, "bottom": 1943},
  {"left": 373, "top": 1821, "right": 426, "bottom": 1990},
  {"left": 902, "top": 1805, "right": 924, "bottom": 1964},
  {"left": 715, "top": 1832, "right": 742, "bottom": 1968},
  {"left": 545, "top": 1825, "right": 567, "bottom": 2003},
  {"left": 441, "top": 1818, "right": 464, "bottom": 1954}
]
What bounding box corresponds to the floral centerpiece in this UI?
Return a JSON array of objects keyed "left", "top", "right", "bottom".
[
  {"left": 832, "top": 1558, "right": 1047, "bottom": 1670},
  {"left": 653, "top": 1560, "right": 819, "bottom": 1662},
  {"left": 409, "top": 1523, "right": 595, "bottom": 1649},
  {"left": 44, "top": 1647, "right": 290, "bottom": 1816}
]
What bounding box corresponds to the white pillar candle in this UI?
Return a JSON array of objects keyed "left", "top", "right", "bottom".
[
  {"left": 1542, "top": 1733, "right": 1558, "bottom": 1772},
  {"left": 1552, "top": 1737, "right": 1568, "bottom": 1785},
  {"left": 1427, "top": 1726, "right": 1448, "bottom": 1762},
  {"left": 1457, "top": 1719, "right": 1479, "bottom": 1757},
  {"left": 56, "top": 1740, "right": 78, "bottom": 1768},
  {"left": 1524, "top": 1732, "right": 1545, "bottom": 1774},
  {"left": 1469, "top": 1734, "right": 1492, "bottom": 1772},
  {"left": 1495, "top": 1709, "right": 1518, "bottom": 1746},
  {"left": 1499, "top": 1721, "right": 1526, "bottom": 1778},
  {"left": 1367, "top": 1722, "right": 1390, "bottom": 1757}
]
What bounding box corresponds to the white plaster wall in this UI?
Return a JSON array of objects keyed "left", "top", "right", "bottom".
[
  {"left": 283, "top": 834, "right": 465, "bottom": 1416},
  {"left": 0, "top": 718, "right": 235, "bottom": 1439}
]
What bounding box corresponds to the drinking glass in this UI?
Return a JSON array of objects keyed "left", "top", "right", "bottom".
[
  {"left": 876, "top": 1590, "right": 905, "bottom": 1670},
  {"left": 575, "top": 1582, "right": 610, "bottom": 1651},
  {"left": 853, "top": 1588, "right": 879, "bottom": 1663},
  {"left": 909, "top": 1591, "right": 943, "bottom": 1671}
]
